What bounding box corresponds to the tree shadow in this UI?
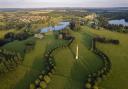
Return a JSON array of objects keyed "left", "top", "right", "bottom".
[
  {"left": 14, "top": 56, "right": 45, "bottom": 89},
  {"left": 82, "top": 32, "right": 93, "bottom": 49}
]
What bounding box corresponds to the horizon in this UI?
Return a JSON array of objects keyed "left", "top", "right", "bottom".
[{"left": 0, "top": 0, "right": 128, "bottom": 8}]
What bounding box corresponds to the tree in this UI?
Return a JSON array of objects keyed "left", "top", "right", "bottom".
[
  {"left": 93, "top": 85, "right": 99, "bottom": 89},
  {"left": 4, "top": 32, "right": 15, "bottom": 40},
  {"left": 35, "top": 79, "right": 40, "bottom": 86},
  {"left": 44, "top": 75, "right": 51, "bottom": 84},
  {"left": 40, "top": 81, "right": 47, "bottom": 89},
  {"left": 70, "top": 20, "right": 81, "bottom": 31},
  {"left": 85, "top": 82, "right": 91, "bottom": 89}
]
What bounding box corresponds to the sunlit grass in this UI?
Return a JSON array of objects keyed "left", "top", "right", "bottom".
[{"left": 85, "top": 26, "right": 128, "bottom": 89}]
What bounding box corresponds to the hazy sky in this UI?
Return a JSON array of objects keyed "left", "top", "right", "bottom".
[{"left": 0, "top": 0, "right": 128, "bottom": 8}]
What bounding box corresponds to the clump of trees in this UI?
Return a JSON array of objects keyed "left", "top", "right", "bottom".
[
  {"left": 94, "top": 36, "right": 119, "bottom": 45},
  {"left": 96, "top": 15, "right": 128, "bottom": 33},
  {"left": 0, "top": 32, "right": 32, "bottom": 46},
  {"left": 104, "top": 24, "right": 128, "bottom": 33},
  {"left": 69, "top": 20, "right": 82, "bottom": 31},
  {"left": 0, "top": 49, "right": 22, "bottom": 74}
]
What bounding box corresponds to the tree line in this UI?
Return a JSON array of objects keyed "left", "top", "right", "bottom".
[
  {"left": 85, "top": 36, "right": 114, "bottom": 89},
  {"left": 29, "top": 34, "right": 74, "bottom": 89},
  {"left": 0, "top": 32, "right": 32, "bottom": 46}
]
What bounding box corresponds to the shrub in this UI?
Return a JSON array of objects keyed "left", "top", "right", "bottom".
[
  {"left": 85, "top": 82, "right": 91, "bottom": 89},
  {"left": 48, "top": 72, "right": 52, "bottom": 77},
  {"left": 35, "top": 79, "right": 40, "bottom": 86},
  {"left": 44, "top": 75, "right": 51, "bottom": 84},
  {"left": 39, "top": 75, "right": 43, "bottom": 80},
  {"left": 93, "top": 85, "right": 99, "bottom": 89},
  {"left": 87, "top": 78, "right": 92, "bottom": 82},
  {"left": 40, "top": 81, "right": 47, "bottom": 89}
]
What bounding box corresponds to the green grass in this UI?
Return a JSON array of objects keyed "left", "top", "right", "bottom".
[
  {"left": 0, "top": 29, "right": 16, "bottom": 39},
  {"left": 0, "top": 32, "right": 71, "bottom": 89},
  {"left": 0, "top": 22, "right": 5, "bottom": 25},
  {"left": 84, "top": 26, "right": 128, "bottom": 89},
  {"left": 1, "top": 26, "right": 126, "bottom": 89},
  {"left": 0, "top": 33, "right": 57, "bottom": 89},
  {"left": 47, "top": 30, "right": 103, "bottom": 89},
  {"left": 2, "top": 37, "right": 35, "bottom": 56}
]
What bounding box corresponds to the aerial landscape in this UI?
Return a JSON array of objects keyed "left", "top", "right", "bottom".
[{"left": 0, "top": 0, "right": 128, "bottom": 89}]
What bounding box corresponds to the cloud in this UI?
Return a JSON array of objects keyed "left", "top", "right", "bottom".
[{"left": 0, "top": 0, "right": 128, "bottom": 8}]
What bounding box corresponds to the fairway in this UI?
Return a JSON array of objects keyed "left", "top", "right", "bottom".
[
  {"left": 0, "top": 34, "right": 57, "bottom": 89},
  {"left": 85, "top": 26, "right": 128, "bottom": 89},
  {"left": 46, "top": 30, "right": 104, "bottom": 89},
  {"left": 0, "top": 26, "right": 127, "bottom": 89}
]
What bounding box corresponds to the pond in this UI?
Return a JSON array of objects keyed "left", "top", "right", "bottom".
[
  {"left": 40, "top": 22, "right": 70, "bottom": 33},
  {"left": 108, "top": 19, "right": 128, "bottom": 26}
]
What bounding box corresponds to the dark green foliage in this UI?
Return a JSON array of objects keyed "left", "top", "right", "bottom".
[{"left": 0, "top": 49, "right": 22, "bottom": 74}]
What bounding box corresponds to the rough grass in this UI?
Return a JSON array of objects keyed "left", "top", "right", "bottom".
[{"left": 84, "top": 26, "right": 128, "bottom": 89}]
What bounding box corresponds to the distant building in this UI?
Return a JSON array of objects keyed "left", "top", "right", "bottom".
[
  {"left": 85, "top": 13, "right": 97, "bottom": 20},
  {"left": 58, "top": 33, "right": 63, "bottom": 39},
  {"left": 34, "top": 33, "right": 44, "bottom": 39}
]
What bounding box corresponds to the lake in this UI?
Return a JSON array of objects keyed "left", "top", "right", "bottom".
[
  {"left": 108, "top": 19, "right": 128, "bottom": 26},
  {"left": 40, "top": 22, "right": 70, "bottom": 33}
]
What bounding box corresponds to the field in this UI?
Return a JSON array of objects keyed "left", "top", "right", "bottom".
[{"left": 84, "top": 26, "right": 128, "bottom": 89}]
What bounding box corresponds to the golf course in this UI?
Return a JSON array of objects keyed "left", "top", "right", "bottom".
[{"left": 0, "top": 22, "right": 128, "bottom": 89}]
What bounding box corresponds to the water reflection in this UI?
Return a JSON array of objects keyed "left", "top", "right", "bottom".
[
  {"left": 40, "top": 22, "right": 70, "bottom": 33},
  {"left": 108, "top": 19, "right": 128, "bottom": 26}
]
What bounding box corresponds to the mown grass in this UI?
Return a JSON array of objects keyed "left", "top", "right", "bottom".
[
  {"left": 0, "top": 33, "right": 57, "bottom": 89},
  {"left": 84, "top": 26, "right": 128, "bottom": 89},
  {"left": 0, "top": 32, "right": 71, "bottom": 89},
  {"left": 47, "top": 30, "right": 103, "bottom": 89}
]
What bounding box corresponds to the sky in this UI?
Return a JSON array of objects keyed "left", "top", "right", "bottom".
[{"left": 0, "top": 0, "right": 128, "bottom": 8}]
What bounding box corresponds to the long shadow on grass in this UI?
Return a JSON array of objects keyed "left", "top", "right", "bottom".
[
  {"left": 14, "top": 57, "right": 46, "bottom": 89},
  {"left": 67, "top": 58, "right": 89, "bottom": 89},
  {"left": 81, "top": 32, "right": 93, "bottom": 49}
]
